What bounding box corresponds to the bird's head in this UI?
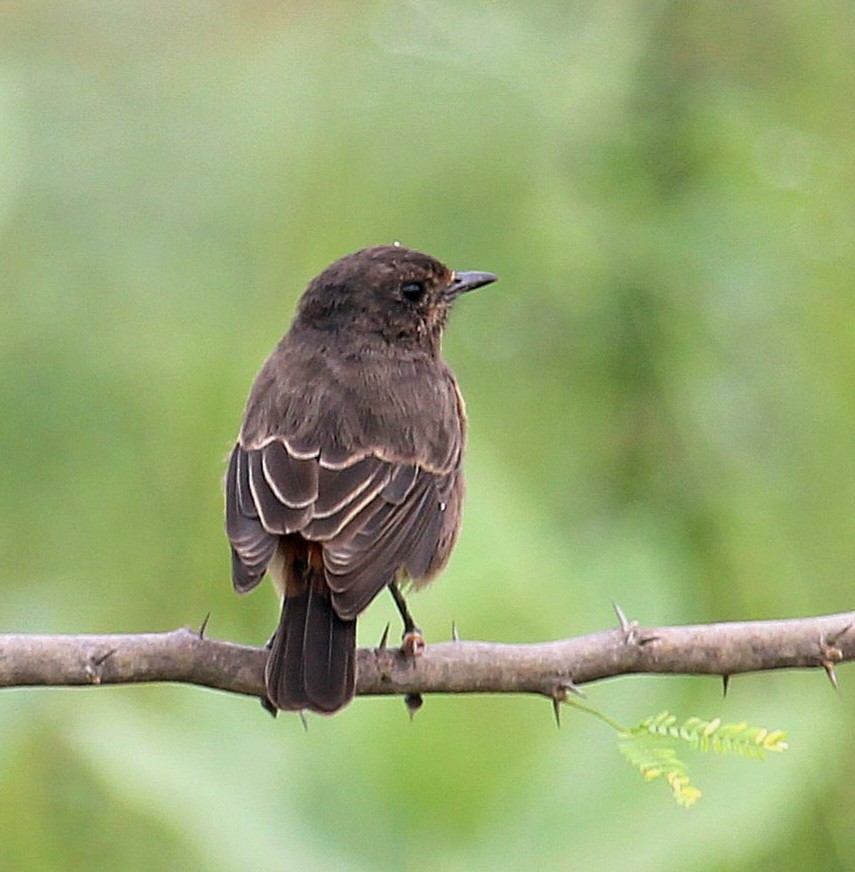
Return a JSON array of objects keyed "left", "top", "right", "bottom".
[{"left": 295, "top": 245, "right": 497, "bottom": 350}]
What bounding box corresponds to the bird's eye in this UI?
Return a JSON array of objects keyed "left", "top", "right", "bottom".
[{"left": 400, "top": 281, "right": 426, "bottom": 303}]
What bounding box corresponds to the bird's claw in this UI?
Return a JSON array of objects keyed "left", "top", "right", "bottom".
[
  {"left": 401, "top": 627, "right": 425, "bottom": 658},
  {"left": 404, "top": 693, "right": 423, "bottom": 719}
]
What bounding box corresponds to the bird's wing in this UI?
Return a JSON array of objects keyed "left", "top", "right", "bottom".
[
  {"left": 225, "top": 444, "right": 277, "bottom": 592},
  {"left": 319, "top": 465, "right": 459, "bottom": 619},
  {"left": 225, "top": 438, "right": 460, "bottom": 615}
]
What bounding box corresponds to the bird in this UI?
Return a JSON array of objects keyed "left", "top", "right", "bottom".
[{"left": 225, "top": 244, "right": 497, "bottom": 714}]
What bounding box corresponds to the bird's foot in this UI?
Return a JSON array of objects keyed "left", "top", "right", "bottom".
[{"left": 401, "top": 626, "right": 425, "bottom": 658}]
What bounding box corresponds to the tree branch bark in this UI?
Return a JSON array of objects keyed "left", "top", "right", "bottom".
[{"left": 1, "top": 610, "right": 852, "bottom": 704}]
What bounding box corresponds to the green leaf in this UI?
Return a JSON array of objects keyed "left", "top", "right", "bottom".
[
  {"left": 634, "top": 711, "right": 789, "bottom": 759},
  {"left": 565, "top": 699, "right": 788, "bottom": 807},
  {"left": 618, "top": 734, "right": 702, "bottom": 807}
]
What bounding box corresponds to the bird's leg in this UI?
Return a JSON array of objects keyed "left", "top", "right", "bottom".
[
  {"left": 388, "top": 579, "right": 419, "bottom": 636},
  {"left": 389, "top": 580, "right": 425, "bottom": 657}
]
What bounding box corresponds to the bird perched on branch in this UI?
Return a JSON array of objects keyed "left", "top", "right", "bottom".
[{"left": 225, "top": 245, "right": 496, "bottom": 714}]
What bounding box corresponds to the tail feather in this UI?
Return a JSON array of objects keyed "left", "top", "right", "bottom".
[{"left": 265, "top": 583, "right": 356, "bottom": 714}]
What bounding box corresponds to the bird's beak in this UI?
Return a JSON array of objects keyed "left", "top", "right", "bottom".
[{"left": 445, "top": 270, "right": 498, "bottom": 301}]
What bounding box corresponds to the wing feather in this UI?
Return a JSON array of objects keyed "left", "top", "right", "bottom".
[
  {"left": 225, "top": 445, "right": 277, "bottom": 591},
  {"left": 235, "top": 446, "right": 258, "bottom": 518},
  {"left": 302, "top": 473, "right": 391, "bottom": 541},
  {"left": 262, "top": 441, "right": 318, "bottom": 508},
  {"left": 248, "top": 450, "right": 313, "bottom": 534},
  {"left": 314, "top": 457, "right": 386, "bottom": 518},
  {"left": 227, "top": 437, "right": 458, "bottom": 618},
  {"left": 323, "top": 469, "right": 455, "bottom": 619},
  {"left": 381, "top": 464, "right": 419, "bottom": 505}
]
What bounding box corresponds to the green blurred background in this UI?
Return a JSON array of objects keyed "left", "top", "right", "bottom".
[{"left": 1, "top": 2, "right": 853, "bottom": 869}]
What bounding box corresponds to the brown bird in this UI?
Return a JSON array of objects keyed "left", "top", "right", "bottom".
[{"left": 225, "top": 245, "right": 497, "bottom": 714}]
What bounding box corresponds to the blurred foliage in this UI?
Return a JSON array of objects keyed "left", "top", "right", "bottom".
[{"left": 0, "top": 1, "right": 853, "bottom": 869}]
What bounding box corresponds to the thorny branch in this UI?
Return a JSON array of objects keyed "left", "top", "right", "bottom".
[{"left": 1, "top": 609, "right": 852, "bottom": 706}]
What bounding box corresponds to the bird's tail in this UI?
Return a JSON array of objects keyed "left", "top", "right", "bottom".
[{"left": 265, "top": 576, "right": 357, "bottom": 715}]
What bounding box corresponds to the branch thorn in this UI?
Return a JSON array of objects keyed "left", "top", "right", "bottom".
[
  {"left": 550, "top": 678, "right": 582, "bottom": 729},
  {"left": 451, "top": 620, "right": 460, "bottom": 642},
  {"left": 721, "top": 674, "right": 730, "bottom": 697},
  {"left": 377, "top": 623, "right": 390, "bottom": 650},
  {"left": 563, "top": 679, "right": 585, "bottom": 699},
  {"left": 613, "top": 600, "right": 631, "bottom": 632},
  {"left": 819, "top": 633, "right": 844, "bottom": 690},
  {"left": 612, "top": 600, "right": 652, "bottom": 645},
  {"left": 822, "top": 660, "right": 840, "bottom": 691},
  {"left": 198, "top": 612, "right": 211, "bottom": 639}
]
